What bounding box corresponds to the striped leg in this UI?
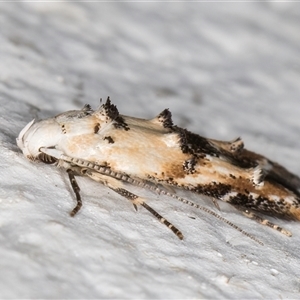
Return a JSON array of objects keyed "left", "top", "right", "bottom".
[
  {"left": 85, "top": 170, "right": 183, "bottom": 240},
  {"left": 242, "top": 209, "right": 292, "bottom": 237},
  {"left": 113, "top": 187, "right": 183, "bottom": 240},
  {"left": 67, "top": 169, "right": 82, "bottom": 216}
]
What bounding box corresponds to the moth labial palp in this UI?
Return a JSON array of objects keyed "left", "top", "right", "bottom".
[{"left": 17, "top": 97, "right": 300, "bottom": 245}]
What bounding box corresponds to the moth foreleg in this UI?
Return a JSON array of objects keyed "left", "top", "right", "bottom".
[
  {"left": 66, "top": 169, "right": 83, "bottom": 216},
  {"left": 241, "top": 209, "right": 292, "bottom": 237},
  {"left": 38, "top": 154, "right": 84, "bottom": 216}
]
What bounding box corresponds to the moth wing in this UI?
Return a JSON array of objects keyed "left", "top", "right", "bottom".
[{"left": 265, "top": 161, "right": 300, "bottom": 197}]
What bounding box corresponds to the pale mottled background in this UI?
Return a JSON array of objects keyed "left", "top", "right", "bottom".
[{"left": 1, "top": 2, "right": 300, "bottom": 299}]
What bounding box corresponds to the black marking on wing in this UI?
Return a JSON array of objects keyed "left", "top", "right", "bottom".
[
  {"left": 94, "top": 123, "right": 100, "bottom": 133},
  {"left": 104, "top": 136, "right": 115, "bottom": 144},
  {"left": 192, "top": 182, "right": 232, "bottom": 199},
  {"left": 157, "top": 109, "right": 173, "bottom": 128},
  {"left": 102, "top": 97, "right": 130, "bottom": 131},
  {"left": 183, "top": 156, "right": 198, "bottom": 174},
  {"left": 103, "top": 97, "right": 120, "bottom": 120},
  {"left": 228, "top": 193, "right": 299, "bottom": 219},
  {"left": 172, "top": 126, "right": 259, "bottom": 170}
]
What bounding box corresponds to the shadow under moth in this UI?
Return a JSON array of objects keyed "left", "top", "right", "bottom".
[{"left": 17, "top": 98, "right": 300, "bottom": 245}]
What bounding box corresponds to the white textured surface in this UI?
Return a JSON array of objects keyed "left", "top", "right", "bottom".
[{"left": 1, "top": 2, "right": 300, "bottom": 299}]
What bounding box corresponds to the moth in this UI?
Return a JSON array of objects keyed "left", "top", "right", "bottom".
[{"left": 17, "top": 98, "right": 300, "bottom": 245}]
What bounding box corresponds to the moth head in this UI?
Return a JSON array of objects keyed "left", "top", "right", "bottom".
[{"left": 17, "top": 118, "right": 62, "bottom": 161}]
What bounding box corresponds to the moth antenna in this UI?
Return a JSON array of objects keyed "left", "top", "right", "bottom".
[
  {"left": 60, "top": 155, "right": 263, "bottom": 244},
  {"left": 109, "top": 174, "right": 262, "bottom": 245},
  {"left": 139, "top": 183, "right": 264, "bottom": 246},
  {"left": 169, "top": 194, "right": 263, "bottom": 245}
]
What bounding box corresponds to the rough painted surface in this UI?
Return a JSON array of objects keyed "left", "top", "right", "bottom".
[{"left": 1, "top": 3, "right": 300, "bottom": 299}]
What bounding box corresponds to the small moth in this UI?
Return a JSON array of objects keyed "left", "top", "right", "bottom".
[{"left": 17, "top": 98, "right": 300, "bottom": 245}]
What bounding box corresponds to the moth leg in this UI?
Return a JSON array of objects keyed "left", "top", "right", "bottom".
[
  {"left": 38, "top": 153, "right": 83, "bottom": 216},
  {"left": 85, "top": 170, "right": 184, "bottom": 240},
  {"left": 66, "top": 169, "right": 82, "bottom": 216},
  {"left": 112, "top": 187, "right": 184, "bottom": 240},
  {"left": 241, "top": 209, "right": 292, "bottom": 237},
  {"left": 209, "top": 197, "right": 220, "bottom": 210}
]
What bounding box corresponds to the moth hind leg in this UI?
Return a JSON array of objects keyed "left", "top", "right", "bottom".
[{"left": 240, "top": 208, "right": 292, "bottom": 237}]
